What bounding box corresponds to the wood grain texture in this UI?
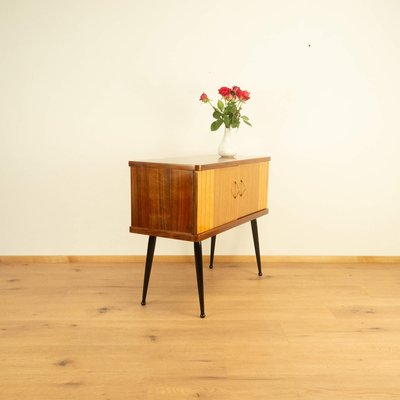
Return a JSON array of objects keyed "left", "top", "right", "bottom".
[
  {"left": 195, "top": 161, "right": 269, "bottom": 234},
  {"left": 237, "top": 162, "right": 261, "bottom": 217},
  {"left": 258, "top": 161, "right": 269, "bottom": 210},
  {"left": 130, "top": 209, "right": 268, "bottom": 241},
  {"left": 196, "top": 169, "right": 215, "bottom": 233},
  {"left": 213, "top": 165, "right": 239, "bottom": 228},
  {"left": 131, "top": 166, "right": 193, "bottom": 234},
  {"left": 1, "top": 261, "right": 400, "bottom": 399},
  {"left": 129, "top": 226, "right": 195, "bottom": 241}
]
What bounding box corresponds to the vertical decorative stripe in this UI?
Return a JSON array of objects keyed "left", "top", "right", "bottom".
[
  {"left": 258, "top": 161, "right": 269, "bottom": 210},
  {"left": 196, "top": 170, "right": 215, "bottom": 233}
]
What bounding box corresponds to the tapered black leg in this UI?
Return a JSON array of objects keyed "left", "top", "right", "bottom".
[
  {"left": 209, "top": 235, "right": 216, "bottom": 269},
  {"left": 251, "top": 219, "right": 263, "bottom": 276},
  {"left": 194, "top": 241, "right": 205, "bottom": 318},
  {"left": 141, "top": 236, "right": 156, "bottom": 305}
]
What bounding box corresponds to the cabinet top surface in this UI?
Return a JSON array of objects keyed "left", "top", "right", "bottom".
[{"left": 129, "top": 155, "right": 270, "bottom": 171}]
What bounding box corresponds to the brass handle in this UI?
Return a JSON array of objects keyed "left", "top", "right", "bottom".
[
  {"left": 239, "top": 179, "right": 246, "bottom": 197},
  {"left": 231, "top": 181, "right": 239, "bottom": 198}
]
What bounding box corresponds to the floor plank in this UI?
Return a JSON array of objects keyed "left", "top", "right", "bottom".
[{"left": 1, "top": 261, "right": 400, "bottom": 399}]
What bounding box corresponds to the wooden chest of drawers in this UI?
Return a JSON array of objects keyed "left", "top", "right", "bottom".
[
  {"left": 129, "top": 155, "right": 271, "bottom": 318},
  {"left": 129, "top": 155, "right": 270, "bottom": 241}
]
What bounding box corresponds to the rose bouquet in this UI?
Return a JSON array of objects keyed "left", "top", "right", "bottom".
[{"left": 199, "top": 86, "right": 252, "bottom": 131}]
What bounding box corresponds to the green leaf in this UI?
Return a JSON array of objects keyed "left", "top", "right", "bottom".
[
  {"left": 217, "top": 100, "right": 224, "bottom": 112},
  {"left": 211, "top": 119, "right": 223, "bottom": 131},
  {"left": 241, "top": 115, "right": 250, "bottom": 121},
  {"left": 243, "top": 120, "right": 252, "bottom": 127},
  {"left": 213, "top": 110, "right": 222, "bottom": 119}
]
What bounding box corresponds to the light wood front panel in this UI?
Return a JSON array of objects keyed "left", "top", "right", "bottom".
[
  {"left": 196, "top": 161, "right": 269, "bottom": 234},
  {"left": 196, "top": 166, "right": 239, "bottom": 233},
  {"left": 213, "top": 166, "right": 240, "bottom": 228},
  {"left": 237, "top": 162, "right": 261, "bottom": 218}
]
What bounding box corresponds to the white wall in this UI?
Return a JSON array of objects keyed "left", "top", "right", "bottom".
[{"left": 1, "top": 0, "right": 399, "bottom": 256}]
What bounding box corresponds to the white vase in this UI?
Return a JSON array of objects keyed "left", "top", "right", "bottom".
[{"left": 218, "top": 127, "right": 237, "bottom": 158}]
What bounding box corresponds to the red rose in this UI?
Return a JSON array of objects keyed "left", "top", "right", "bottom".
[
  {"left": 237, "top": 89, "right": 250, "bottom": 101},
  {"left": 199, "top": 93, "right": 209, "bottom": 102},
  {"left": 232, "top": 86, "right": 240, "bottom": 96},
  {"left": 218, "top": 86, "right": 232, "bottom": 98}
]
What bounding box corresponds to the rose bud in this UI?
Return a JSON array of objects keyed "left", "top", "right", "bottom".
[
  {"left": 199, "top": 93, "right": 209, "bottom": 102},
  {"left": 232, "top": 86, "right": 241, "bottom": 96}
]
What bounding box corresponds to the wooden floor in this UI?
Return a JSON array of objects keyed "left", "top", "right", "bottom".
[{"left": 1, "top": 261, "right": 400, "bottom": 399}]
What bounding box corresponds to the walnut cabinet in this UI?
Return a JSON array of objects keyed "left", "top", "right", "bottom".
[{"left": 129, "top": 155, "right": 271, "bottom": 318}]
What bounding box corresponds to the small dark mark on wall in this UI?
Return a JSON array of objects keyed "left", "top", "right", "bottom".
[
  {"left": 74, "top": 269, "right": 80, "bottom": 272},
  {"left": 308, "top": 44, "right": 311, "bottom": 47},
  {"left": 7, "top": 279, "right": 20, "bottom": 282},
  {"left": 148, "top": 335, "right": 157, "bottom": 342},
  {"left": 98, "top": 307, "right": 110, "bottom": 314},
  {"left": 368, "top": 326, "right": 381, "bottom": 330},
  {"left": 70, "top": 324, "right": 78, "bottom": 328}
]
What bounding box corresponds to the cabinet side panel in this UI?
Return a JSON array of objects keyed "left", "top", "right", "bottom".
[
  {"left": 131, "top": 166, "right": 193, "bottom": 233},
  {"left": 196, "top": 170, "right": 215, "bottom": 233},
  {"left": 258, "top": 161, "right": 269, "bottom": 210}
]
